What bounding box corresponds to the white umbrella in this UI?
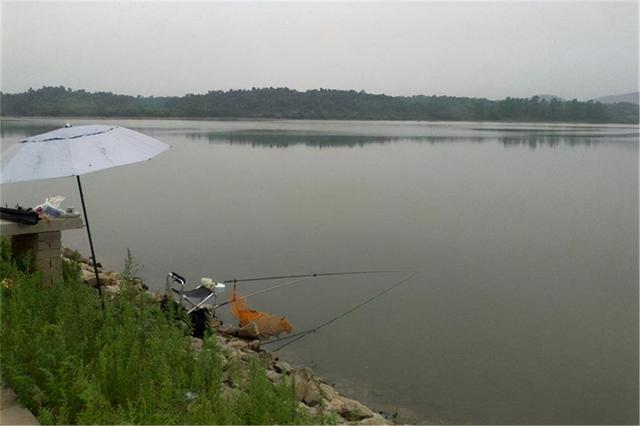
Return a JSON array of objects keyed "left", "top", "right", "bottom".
[
  {"left": 1, "top": 124, "right": 168, "bottom": 183},
  {"left": 0, "top": 124, "right": 170, "bottom": 303}
]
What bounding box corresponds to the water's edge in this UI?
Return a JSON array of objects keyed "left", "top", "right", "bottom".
[{"left": 68, "top": 248, "right": 394, "bottom": 425}]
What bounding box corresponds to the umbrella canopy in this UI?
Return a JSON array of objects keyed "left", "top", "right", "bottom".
[
  {"left": 0, "top": 124, "right": 169, "bottom": 308},
  {"left": 1, "top": 125, "right": 169, "bottom": 184}
]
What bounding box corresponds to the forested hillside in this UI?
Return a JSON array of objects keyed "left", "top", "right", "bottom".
[{"left": 1, "top": 86, "right": 638, "bottom": 123}]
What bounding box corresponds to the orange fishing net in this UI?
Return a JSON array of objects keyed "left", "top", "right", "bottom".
[{"left": 230, "top": 286, "right": 293, "bottom": 339}]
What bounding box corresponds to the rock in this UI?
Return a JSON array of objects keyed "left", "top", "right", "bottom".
[
  {"left": 148, "top": 292, "right": 164, "bottom": 303},
  {"left": 293, "top": 368, "right": 312, "bottom": 401},
  {"left": 266, "top": 370, "right": 282, "bottom": 383},
  {"left": 292, "top": 368, "right": 322, "bottom": 406},
  {"left": 319, "top": 382, "right": 338, "bottom": 400},
  {"left": 80, "top": 269, "right": 116, "bottom": 287},
  {"left": 303, "top": 381, "right": 322, "bottom": 407},
  {"left": 80, "top": 268, "right": 94, "bottom": 284},
  {"left": 247, "top": 340, "right": 261, "bottom": 351},
  {"left": 227, "top": 348, "right": 243, "bottom": 361},
  {"left": 325, "top": 396, "right": 345, "bottom": 414},
  {"left": 258, "top": 351, "right": 274, "bottom": 366},
  {"left": 219, "top": 324, "right": 238, "bottom": 336},
  {"left": 240, "top": 351, "right": 257, "bottom": 363},
  {"left": 226, "top": 338, "right": 249, "bottom": 351},
  {"left": 315, "top": 375, "right": 329, "bottom": 384},
  {"left": 101, "top": 275, "right": 117, "bottom": 286},
  {"left": 207, "top": 317, "right": 223, "bottom": 330},
  {"left": 336, "top": 396, "right": 375, "bottom": 421},
  {"left": 298, "top": 401, "right": 319, "bottom": 417},
  {"left": 79, "top": 257, "right": 103, "bottom": 271},
  {"left": 295, "top": 367, "right": 313, "bottom": 379},
  {"left": 133, "top": 276, "right": 147, "bottom": 290},
  {"left": 237, "top": 322, "right": 260, "bottom": 339},
  {"left": 103, "top": 285, "right": 120, "bottom": 298},
  {"left": 357, "top": 413, "right": 388, "bottom": 425},
  {"left": 274, "top": 360, "right": 293, "bottom": 375}
]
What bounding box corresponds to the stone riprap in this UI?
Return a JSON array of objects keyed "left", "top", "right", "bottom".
[{"left": 41, "top": 249, "right": 391, "bottom": 425}]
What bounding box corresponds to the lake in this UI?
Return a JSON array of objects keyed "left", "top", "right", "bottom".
[{"left": 1, "top": 118, "right": 638, "bottom": 424}]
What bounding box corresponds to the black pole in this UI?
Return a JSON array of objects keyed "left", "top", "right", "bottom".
[{"left": 76, "top": 175, "right": 105, "bottom": 310}]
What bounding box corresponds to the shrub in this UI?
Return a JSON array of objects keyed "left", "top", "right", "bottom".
[{"left": 0, "top": 240, "right": 327, "bottom": 424}]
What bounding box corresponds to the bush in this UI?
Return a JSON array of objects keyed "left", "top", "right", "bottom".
[{"left": 0, "top": 240, "right": 327, "bottom": 424}]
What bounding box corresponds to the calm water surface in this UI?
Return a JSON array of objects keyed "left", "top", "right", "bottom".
[{"left": 1, "top": 118, "right": 638, "bottom": 424}]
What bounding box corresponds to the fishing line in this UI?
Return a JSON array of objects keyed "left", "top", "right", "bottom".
[
  {"left": 264, "top": 271, "right": 418, "bottom": 352},
  {"left": 223, "top": 270, "right": 407, "bottom": 284},
  {"left": 213, "top": 276, "right": 312, "bottom": 309}
]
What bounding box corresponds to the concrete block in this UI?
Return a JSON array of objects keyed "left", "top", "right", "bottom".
[
  {"left": 37, "top": 240, "right": 61, "bottom": 251},
  {"left": 5, "top": 222, "right": 70, "bottom": 288},
  {"left": 50, "top": 259, "right": 62, "bottom": 277},
  {"left": 11, "top": 234, "right": 37, "bottom": 257},
  {"left": 34, "top": 251, "right": 61, "bottom": 265},
  {"left": 0, "top": 216, "right": 82, "bottom": 236},
  {"left": 35, "top": 231, "right": 61, "bottom": 242}
]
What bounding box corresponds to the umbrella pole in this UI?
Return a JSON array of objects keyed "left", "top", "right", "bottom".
[{"left": 76, "top": 175, "right": 105, "bottom": 310}]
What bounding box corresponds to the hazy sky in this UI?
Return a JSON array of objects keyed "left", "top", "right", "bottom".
[{"left": 1, "top": 1, "right": 638, "bottom": 100}]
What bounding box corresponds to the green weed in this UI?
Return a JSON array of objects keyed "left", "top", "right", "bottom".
[{"left": 0, "top": 240, "right": 327, "bottom": 424}]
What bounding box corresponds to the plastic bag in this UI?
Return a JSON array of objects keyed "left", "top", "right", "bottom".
[
  {"left": 35, "top": 196, "right": 66, "bottom": 218},
  {"left": 200, "top": 277, "right": 226, "bottom": 293}
]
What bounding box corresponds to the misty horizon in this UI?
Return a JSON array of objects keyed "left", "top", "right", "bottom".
[{"left": 1, "top": 2, "right": 638, "bottom": 101}]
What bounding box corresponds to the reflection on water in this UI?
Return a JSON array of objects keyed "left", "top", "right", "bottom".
[
  {"left": 3, "top": 117, "right": 638, "bottom": 150},
  {"left": 0, "top": 118, "right": 638, "bottom": 425},
  {"left": 499, "top": 136, "right": 598, "bottom": 148},
  {"left": 0, "top": 121, "right": 60, "bottom": 139},
  {"left": 186, "top": 130, "right": 611, "bottom": 149}
]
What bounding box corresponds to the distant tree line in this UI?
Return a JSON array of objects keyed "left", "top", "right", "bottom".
[{"left": 1, "top": 86, "right": 638, "bottom": 123}]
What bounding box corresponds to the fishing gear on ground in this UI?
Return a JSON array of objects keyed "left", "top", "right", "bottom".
[
  {"left": 230, "top": 284, "right": 293, "bottom": 339},
  {"left": 164, "top": 270, "right": 415, "bottom": 345}
]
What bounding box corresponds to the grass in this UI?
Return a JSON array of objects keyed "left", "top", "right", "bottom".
[{"left": 0, "top": 239, "right": 332, "bottom": 424}]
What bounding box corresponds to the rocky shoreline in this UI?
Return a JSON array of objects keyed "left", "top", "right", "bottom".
[{"left": 65, "top": 249, "right": 391, "bottom": 425}]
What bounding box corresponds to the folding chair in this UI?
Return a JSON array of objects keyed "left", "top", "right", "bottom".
[{"left": 166, "top": 272, "right": 226, "bottom": 314}]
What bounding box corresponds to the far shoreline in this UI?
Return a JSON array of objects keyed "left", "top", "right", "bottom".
[{"left": 1, "top": 116, "right": 638, "bottom": 127}]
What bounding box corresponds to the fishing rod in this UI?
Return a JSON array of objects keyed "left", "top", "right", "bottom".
[
  {"left": 214, "top": 270, "right": 411, "bottom": 308},
  {"left": 166, "top": 268, "right": 413, "bottom": 315},
  {"left": 213, "top": 276, "right": 312, "bottom": 309},
  {"left": 223, "top": 270, "right": 408, "bottom": 284},
  {"left": 263, "top": 271, "right": 418, "bottom": 352}
]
